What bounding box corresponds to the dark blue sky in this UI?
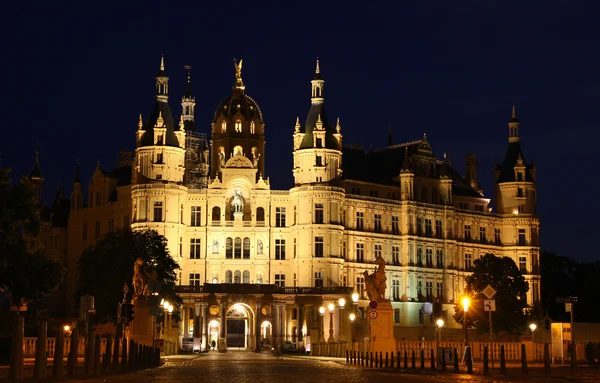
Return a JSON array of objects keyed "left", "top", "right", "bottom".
[{"left": 2, "top": 1, "right": 598, "bottom": 261}]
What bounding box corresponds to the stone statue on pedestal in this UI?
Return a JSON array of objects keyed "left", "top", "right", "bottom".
[
  {"left": 132, "top": 258, "right": 149, "bottom": 299},
  {"left": 363, "top": 255, "right": 387, "bottom": 302}
]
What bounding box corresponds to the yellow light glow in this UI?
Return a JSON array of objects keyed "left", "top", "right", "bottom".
[
  {"left": 436, "top": 319, "right": 444, "bottom": 328},
  {"left": 339, "top": 298, "right": 346, "bottom": 308},
  {"left": 461, "top": 297, "right": 470, "bottom": 312},
  {"left": 63, "top": 325, "right": 71, "bottom": 332},
  {"left": 168, "top": 305, "right": 173, "bottom": 313},
  {"left": 529, "top": 323, "right": 537, "bottom": 331},
  {"left": 349, "top": 313, "right": 356, "bottom": 322},
  {"left": 352, "top": 293, "right": 359, "bottom": 303},
  {"left": 319, "top": 306, "right": 325, "bottom": 315},
  {"left": 163, "top": 300, "right": 170, "bottom": 309},
  {"left": 328, "top": 303, "right": 335, "bottom": 312}
]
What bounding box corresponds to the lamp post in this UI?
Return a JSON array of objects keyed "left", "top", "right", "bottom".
[
  {"left": 338, "top": 298, "right": 346, "bottom": 342},
  {"left": 436, "top": 319, "right": 444, "bottom": 364},
  {"left": 530, "top": 323, "right": 537, "bottom": 343},
  {"left": 328, "top": 303, "right": 335, "bottom": 342},
  {"left": 349, "top": 313, "right": 356, "bottom": 342},
  {"left": 319, "top": 306, "right": 325, "bottom": 343},
  {"left": 461, "top": 297, "right": 470, "bottom": 347}
]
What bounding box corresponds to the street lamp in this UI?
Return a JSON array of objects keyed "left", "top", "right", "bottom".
[
  {"left": 319, "top": 306, "right": 325, "bottom": 343},
  {"left": 461, "top": 296, "right": 471, "bottom": 347},
  {"left": 328, "top": 303, "right": 335, "bottom": 342},
  {"left": 530, "top": 323, "right": 537, "bottom": 343},
  {"left": 436, "top": 319, "right": 444, "bottom": 364},
  {"left": 338, "top": 298, "right": 346, "bottom": 341}
]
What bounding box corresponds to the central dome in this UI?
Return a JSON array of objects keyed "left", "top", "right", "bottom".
[{"left": 212, "top": 91, "right": 264, "bottom": 124}]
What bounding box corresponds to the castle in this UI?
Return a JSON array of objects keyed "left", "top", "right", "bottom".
[{"left": 28, "top": 57, "right": 540, "bottom": 352}]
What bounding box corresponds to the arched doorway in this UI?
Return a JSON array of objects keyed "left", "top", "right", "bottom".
[
  {"left": 208, "top": 320, "right": 220, "bottom": 350},
  {"left": 261, "top": 321, "right": 272, "bottom": 351},
  {"left": 226, "top": 303, "right": 254, "bottom": 349}
]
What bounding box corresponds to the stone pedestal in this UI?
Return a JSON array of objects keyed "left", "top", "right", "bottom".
[
  {"left": 130, "top": 298, "right": 153, "bottom": 346},
  {"left": 369, "top": 301, "right": 395, "bottom": 353}
]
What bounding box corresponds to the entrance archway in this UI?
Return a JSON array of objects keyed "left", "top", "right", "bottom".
[
  {"left": 208, "top": 320, "right": 219, "bottom": 350},
  {"left": 261, "top": 321, "right": 272, "bottom": 351},
  {"left": 226, "top": 303, "right": 254, "bottom": 349}
]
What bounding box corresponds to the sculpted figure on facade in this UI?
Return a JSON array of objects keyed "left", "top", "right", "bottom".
[
  {"left": 132, "top": 257, "right": 149, "bottom": 298},
  {"left": 257, "top": 239, "right": 263, "bottom": 255},
  {"left": 212, "top": 238, "right": 219, "bottom": 253},
  {"left": 231, "top": 188, "right": 244, "bottom": 213},
  {"left": 363, "top": 255, "right": 387, "bottom": 302}
]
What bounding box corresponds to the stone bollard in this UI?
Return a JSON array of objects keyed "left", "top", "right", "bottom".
[
  {"left": 466, "top": 346, "right": 473, "bottom": 374},
  {"left": 404, "top": 350, "right": 408, "bottom": 369},
  {"left": 375, "top": 350, "right": 378, "bottom": 368},
  {"left": 94, "top": 334, "right": 101, "bottom": 374},
  {"left": 370, "top": 352, "right": 373, "bottom": 368},
  {"left": 500, "top": 345, "right": 506, "bottom": 375},
  {"left": 103, "top": 335, "right": 113, "bottom": 373},
  {"left": 544, "top": 343, "right": 551, "bottom": 376},
  {"left": 521, "top": 343, "right": 528, "bottom": 375},
  {"left": 112, "top": 333, "right": 120, "bottom": 372},
  {"left": 483, "top": 346, "right": 489, "bottom": 375},
  {"left": 430, "top": 349, "right": 435, "bottom": 371},
  {"left": 411, "top": 349, "right": 416, "bottom": 369},
  {"left": 53, "top": 325, "right": 65, "bottom": 377},
  {"left": 380, "top": 352, "right": 383, "bottom": 368},
  {"left": 346, "top": 349, "right": 349, "bottom": 363},
  {"left": 391, "top": 350, "right": 394, "bottom": 368},
  {"left": 385, "top": 351, "right": 388, "bottom": 368},
  {"left": 67, "top": 328, "right": 78, "bottom": 375},
  {"left": 9, "top": 315, "right": 24, "bottom": 380},
  {"left": 34, "top": 321, "right": 47, "bottom": 379},
  {"left": 420, "top": 349, "right": 425, "bottom": 370},
  {"left": 453, "top": 348, "right": 459, "bottom": 373}
]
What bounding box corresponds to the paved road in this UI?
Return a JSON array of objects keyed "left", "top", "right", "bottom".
[{"left": 55, "top": 352, "right": 599, "bottom": 383}]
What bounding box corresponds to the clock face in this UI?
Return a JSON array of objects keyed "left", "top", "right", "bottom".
[
  {"left": 262, "top": 306, "right": 271, "bottom": 316},
  {"left": 209, "top": 305, "right": 220, "bottom": 316}
]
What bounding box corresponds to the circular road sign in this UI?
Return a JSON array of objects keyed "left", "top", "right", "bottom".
[
  {"left": 369, "top": 310, "right": 378, "bottom": 319},
  {"left": 369, "top": 300, "right": 378, "bottom": 309}
]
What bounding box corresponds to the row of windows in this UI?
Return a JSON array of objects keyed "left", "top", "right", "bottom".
[
  {"left": 220, "top": 120, "right": 257, "bottom": 134},
  {"left": 82, "top": 216, "right": 130, "bottom": 240}
]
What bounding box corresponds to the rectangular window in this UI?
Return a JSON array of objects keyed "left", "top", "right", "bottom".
[
  {"left": 392, "top": 246, "right": 400, "bottom": 265},
  {"left": 394, "top": 308, "right": 400, "bottom": 323},
  {"left": 425, "top": 249, "right": 433, "bottom": 267},
  {"left": 314, "top": 237, "right": 324, "bottom": 257},
  {"left": 436, "top": 282, "right": 443, "bottom": 300},
  {"left": 191, "top": 206, "right": 201, "bottom": 226},
  {"left": 108, "top": 218, "right": 114, "bottom": 233},
  {"left": 374, "top": 214, "right": 382, "bottom": 232},
  {"left": 82, "top": 222, "right": 88, "bottom": 240},
  {"left": 315, "top": 203, "right": 324, "bottom": 224},
  {"left": 426, "top": 281, "right": 433, "bottom": 299},
  {"left": 356, "top": 275, "right": 365, "bottom": 298},
  {"left": 435, "top": 220, "right": 443, "bottom": 238},
  {"left": 123, "top": 215, "right": 130, "bottom": 227},
  {"left": 275, "top": 207, "right": 286, "bottom": 227},
  {"left": 234, "top": 237, "right": 242, "bottom": 259},
  {"left": 518, "top": 229, "right": 526, "bottom": 246},
  {"left": 417, "top": 217, "right": 422, "bottom": 236},
  {"left": 356, "top": 243, "right": 364, "bottom": 263},
  {"left": 275, "top": 239, "right": 286, "bottom": 260},
  {"left": 392, "top": 216, "right": 399, "bottom": 235},
  {"left": 156, "top": 152, "right": 163, "bottom": 164},
  {"left": 465, "top": 253, "right": 472, "bottom": 270},
  {"left": 190, "top": 238, "right": 201, "bottom": 259},
  {"left": 479, "top": 227, "right": 486, "bottom": 242},
  {"left": 226, "top": 238, "right": 233, "bottom": 259},
  {"left": 392, "top": 279, "right": 400, "bottom": 300},
  {"left": 436, "top": 250, "right": 443, "bottom": 268},
  {"left": 189, "top": 273, "right": 201, "bottom": 286},
  {"left": 519, "top": 256, "right": 527, "bottom": 272},
  {"left": 243, "top": 238, "right": 250, "bottom": 259},
  {"left": 494, "top": 228, "right": 501, "bottom": 245},
  {"left": 425, "top": 219, "right": 432, "bottom": 237},
  {"left": 316, "top": 155, "right": 323, "bottom": 166},
  {"left": 464, "top": 224, "right": 471, "bottom": 241},
  {"left": 275, "top": 274, "right": 286, "bottom": 287},
  {"left": 374, "top": 244, "right": 382, "bottom": 260},
  {"left": 315, "top": 272, "right": 324, "bottom": 288},
  {"left": 417, "top": 280, "right": 423, "bottom": 297},
  {"left": 154, "top": 202, "right": 163, "bottom": 222},
  {"left": 95, "top": 221, "right": 100, "bottom": 239},
  {"left": 417, "top": 248, "right": 423, "bottom": 266},
  {"left": 356, "top": 212, "right": 364, "bottom": 230}
]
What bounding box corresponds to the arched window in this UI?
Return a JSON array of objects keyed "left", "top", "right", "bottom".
[
  {"left": 225, "top": 270, "right": 233, "bottom": 284},
  {"left": 243, "top": 237, "right": 250, "bottom": 259},
  {"left": 226, "top": 238, "right": 233, "bottom": 259},
  {"left": 235, "top": 119, "right": 242, "bottom": 133},
  {"left": 221, "top": 121, "right": 227, "bottom": 133},
  {"left": 256, "top": 207, "right": 265, "bottom": 222},
  {"left": 243, "top": 270, "right": 250, "bottom": 283},
  {"left": 250, "top": 121, "right": 255, "bottom": 134},
  {"left": 212, "top": 206, "right": 221, "bottom": 223},
  {"left": 234, "top": 237, "right": 242, "bottom": 259},
  {"left": 234, "top": 270, "right": 241, "bottom": 284}
]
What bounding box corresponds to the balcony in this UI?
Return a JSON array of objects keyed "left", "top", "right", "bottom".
[{"left": 175, "top": 284, "right": 353, "bottom": 295}]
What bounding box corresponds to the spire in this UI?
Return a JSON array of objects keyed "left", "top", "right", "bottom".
[
  {"left": 315, "top": 113, "right": 324, "bottom": 130},
  {"left": 74, "top": 159, "right": 81, "bottom": 183},
  {"left": 400, "top": 147, "right": 412, "bottom": 173},
  {"left": 138, "top": 113, "right": 143, "bottom": 130},
  {"left": 29, "top": 150, "right": 43, "bottom": 181},
  {"left": 508, "top": 104, "right": 520, "bottom": 143},
  {"left": 311, "top": 58, "right": 324, "bottom": 104},
  {"left": 184, "top": 65, "right": 193, "bottom": 98},
  {"left": 233, "top": 58, "right": 245, "bottom": 92},
  {"left": 294, "top": 117, "right": 301, "bottom": 133},
  {"left": 388, "top": 127, "right": 393, "bottom": 146},
  {"left": 155, "top": 55, "right": 169, "bottom": 102},
  {"left": 315, "top": 58, "right": 321, "bottom": 77},
  {"left": 336, "top": 117, "right": 341, "bottom": 133},
  {"left": 160, "top": 55, "right": 165, "bottom": 71}
]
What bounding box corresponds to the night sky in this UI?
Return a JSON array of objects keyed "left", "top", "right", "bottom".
[{"left": 2, "top": 1, "right": 598, "bottom": 261}]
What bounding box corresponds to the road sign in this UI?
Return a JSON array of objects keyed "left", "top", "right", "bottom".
[
  {"left": 557, "top": 297, "right": 578, "bottom": 304},
  {"left": 483, "top": 285, "right": 497, "bottom": 299},
  {"left": 369, "top": 300, "right": 378, "bottom": 309},
  {"left": 484, "top": 299, "right": 496, "bottom": 312},
  {"left": 421, "top": 302, "right": 433, "bottom": 315},
  {"left": 565, "top": 302, "right": 572, "bottom": 312},
  {"left": 369, "top": 310, "right": 378, "bottom": 319}
]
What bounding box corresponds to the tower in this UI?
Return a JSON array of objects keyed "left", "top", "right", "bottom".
[
  {"left": 292, "top": 59, "right": 342, "bottom": 185},
  {"left": 211, "top": 59, "right": 265, "bottom": 180},
  {"left": 399, "top": 147, "right": 414, "bottom": 201},
  {"left": 494, "top": 106, "right": 537, "bottom": 215},
  {"left": 70, "top": 160, "right": 83, "bottom": 210},
  {"left": 29, "top": 150, "right": 44, "bottom": 206},
  {"left": 464, "top": 153, "right": 481, "bottom": 192},
  {"left": 181, "top": 65, "right": 195, "bottom": 132}
]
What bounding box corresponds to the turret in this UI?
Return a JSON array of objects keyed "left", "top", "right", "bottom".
[
  {"left": 465, "top": 153, "right": 481, "bottom": 192},
  {"left": 399, "top": 147, "right": 414, "bottom": 201},
  {"left": 181, "top": 65, "right": 196, "bottom": 133},
  {"left": 28, "top": 150, "right": 44, "bottom": 206},
  {"left": 70, "top": 160, "right": 83, "bottom": 210},
  {"left": 292, "top": 59, "right": 342, "bottom": 185}
]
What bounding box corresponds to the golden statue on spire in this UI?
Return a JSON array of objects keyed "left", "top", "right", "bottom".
[{"left": 234, "top": 58, "right": 243, "bottom": 81}]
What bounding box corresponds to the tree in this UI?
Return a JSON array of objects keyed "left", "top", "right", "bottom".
[
  {"left": 77, "top": 228, "right": 181, "bottom": 322},
  {"left": 0, "top": 168, "right": 64, "bottom": 309},
  {"left": 454, "top": 254, "right": 529, "bottom": 334}
]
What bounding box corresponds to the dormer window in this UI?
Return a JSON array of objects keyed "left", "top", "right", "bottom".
[
  {"left": 517, "top": 172, "right": 523, "bottom": 181},
  {"left": 156, "top": 135, "right": 163, "bottom": 145},
  {"left": 250, "top": 121, "right": 255, "bottom": 134},
  {"left": 156, "top": 153, "right": 163, "bottom": 164},
  {"left": 316, "top": 138, "right": 323, "bottom": 147},
  {"left": 316, "top": 156, "right": 323, "bottom": 166},
  {"left": 221, "top": 121, "right": 227, "bottom": 133},
  {"left": 235, "top": 119, "right": 242, "bottom": 133}
]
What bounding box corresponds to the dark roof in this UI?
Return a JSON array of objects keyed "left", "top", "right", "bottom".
[
  {"left": 183, "top": 120, "right": 196, "bottom": 133},
  {"left": 299, "top": 102, "right": 339, "bottom": 150},
  {"left": 496, "top": 141, "right": 535, "bottom": 183},
  {"left": 109, "top": 165, "right": 132, "bottom": 187},
  {"left": 212, "top": 88, "right": 264, "bottom": 124},
  {"left": 50, "top": 189, "right": 70, "bottom": 227},
  {"left": 139, "top": 101, "right": 181, "bottom": 147},
  {"left": 29, "top": 158, "right": 43, "bottom": 180}
]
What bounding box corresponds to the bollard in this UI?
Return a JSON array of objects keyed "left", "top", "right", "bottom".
[
  {"left": 121, "top": 338, "right": 129, "bottom": 373},
  {"left": 53, "top": 325, "right": 65, "bottom": 377},
  {"left": 104, "top": 335, "right": 112, "bottom": 373},
  {"left": 521, "top": 343, "right": 528, "bottom": 375},
  {"left": 346, "top": 349, "right": 349, "bottom": 363},
  {"left": 156, "top": 347, "right": 161, "bottom": 367},
  {"left": 483, "top": 346, "right": 489, "bottom": 375},
  {"left": 361, "top": 351, "right": 364, "bottom": 366},
  {"left": 430, "top": 349, "right": 435, "bottom": 371},
  {"left": 94, "top": 334, "right": 101, "bottom": 374},
  {"left": 370, "top": 352, "right": 373, "bottom": 368},
  {"left": 397, "top": 351, "right": 400, "bottom": 369},
  {"left": 466, "top": 346, "right": 473, "bottom": 374},
  {"left": 411, "top": 349, "right": 416, "bottom": 369},
  {"left": 34, "top": 321, "right": 47, "bottom": 379},
  {"left": 391, "top": 350, "right": 394, "bottom": 368},
  {"left": 112, "top": 333, "right": 120, "bottom": 372},
  {"left": 85, "top": 330, "right": 95, "bottom": 374},
  {"left": 544, "top": 343, "right": 551, "bottom": 376},
  {"left": 138, "top": 344, "right": 144, "bottom": 370},
  {"left": 385, "top": 351, "right": 388, "bottom": 368},
  {"left": 9, "top": 315, "right": 24, "bottom": 380},
  {"left": 150, "top": 346, "right": 155, "bottom": 368},
  {"left": 453, "top": 348, "right": 459, "bottom": 373},
  {"left": 67, "top": 328, "right": 78, "bottom": 375},
  {"left": 441, "top": 347, "right": 446, "bottom": 371},
  {"left": 128, "top": 340, "right": 135, "bottom": 371},
  {"left": 404, "top": 350, "right": 408, "bottom": 369},
  {"left": 420, "top": 349, "right": 425, "bottom": 370},
  {"left": 500, "top": 345, "right": 506, "bottom": 375},
  {"left": 375, "top": 350, "right": 378, "bottom": 368},
  {"left": 380, "top": 352, "right": 383, "bottom": 368}
]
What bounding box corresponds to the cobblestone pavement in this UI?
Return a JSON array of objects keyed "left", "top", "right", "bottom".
[{"left": 51, "top": 353, "right": 599, "bottom": 383}]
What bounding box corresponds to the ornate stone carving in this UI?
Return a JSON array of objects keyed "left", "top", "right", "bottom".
[{"left": 363, "top": 256, "right": 387, "bottom": 302}]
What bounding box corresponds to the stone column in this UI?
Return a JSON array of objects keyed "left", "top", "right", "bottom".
[
  {"left": 280, "top": 304, "right": 286, "bottom": 344},
  {"left": 219, "top": 297, "right": 228, "bottom": 352},
  {"left": 193, "top": 303, "right": 200, "bottom": 352},
  {"left": 255, "top": 298, "right": 262, "bottom": 352},
  {"left": 297, "top": 303, "right": 304, "bottom": 350},
  {"left": 200, "top": 303, "right": 208, "bottom": 351},
  {"left": 271, "top": 303, "right": 279, "bottom": 353}
]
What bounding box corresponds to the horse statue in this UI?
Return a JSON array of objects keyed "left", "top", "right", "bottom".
[
  {"left": 132, "top": 257, "right": 149, "bottom": 299},
  {"left": 363, "top": 255, "right": 387, "bottom": 302}
]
